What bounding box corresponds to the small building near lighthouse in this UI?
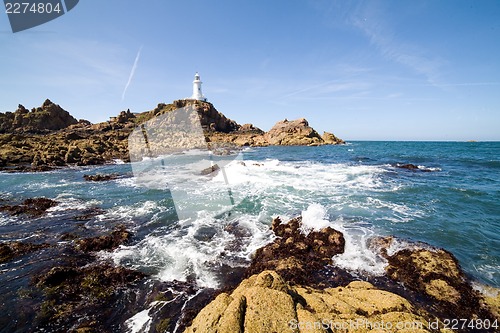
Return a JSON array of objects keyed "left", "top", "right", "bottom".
[{"left": 188, "top": 72, "right": 207, "bottom": 101}]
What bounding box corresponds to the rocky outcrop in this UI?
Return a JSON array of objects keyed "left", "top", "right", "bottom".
[
  {"left": 83, "top": 173, "right": 119, "bottom": 181},
  {"left": 264, "top": 118, "right": 323, "bottom": 146},
  {"left": 246, "top": 216, "right": 345, "bottom": 285},
  {"left": 75, "top": 225, "right": 132, "bottom": 252},
  {"left": 322, "top": 131, "right": 344, "bottom": 144},
  {"left": 0, "top": 197, "right": 58, "bottom": 216},
  {"left": 0, "top": 99, "right": 78, "bottom": 134},
  {"left": 371, "top": 236, "right": 496, "bottom": 322},
  {"left": 0, "top": 99, "right": 344, "bottom": 171},
  {"left": 0, "top": 242, "right": 50, "bottom": 264},
  {"left": 185, "top": 270, "right": 433, "bottom": 333}
]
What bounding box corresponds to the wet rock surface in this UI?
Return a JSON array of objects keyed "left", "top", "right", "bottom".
[
  {"left": 372, "top": 236, "right": 498, "bottom": 325},
  {"left": 0, "top": 197, "right": 58, "bottom": 216},
  {"left": 246, "top": 216, "right": 346, "bottom": 286},
  {"left": 0, "top": 241, "right": 50, "bottom": 264},
  {"left": 395, "top": 163, "right": 433, "bottom": 172},
  {"left": 83, "top": 173, "right": 119, "bottom": 181},
  {"left": 75, "top": 224, "right": 132, "bottom": 252}
]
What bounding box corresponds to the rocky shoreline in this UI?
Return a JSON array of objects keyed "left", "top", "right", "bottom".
[
  {"left": 0, "top": 195, "right": 499, "bottom": 332},
  {"left": 0, "top": 99, "right": 344, "bottom": 172}
]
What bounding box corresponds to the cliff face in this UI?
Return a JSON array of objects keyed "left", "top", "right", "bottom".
[
  {"left": 0, "top": 99, "right": 78, "bottom": 134},
  {"left": 0, "top": 99, "right": 344, "bottom": 171}
]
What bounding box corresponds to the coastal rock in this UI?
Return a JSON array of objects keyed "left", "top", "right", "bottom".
[
  {"left": 83, "top": 173, "right": 119, "bottom": 181},
  {"left": 184, "top": 270, "right": 432, "bottom": 333},
  {"left": 33, "top": 263, "right": 146, "bottom": 331},
  {"left": 0, "top": 197, "right": 57, "bottom": 217},
  {"left": 0, "top": 241, "right": 50, "bottom": 263},
  {"left": 394, "top": 163, "right": 433, "bottom": 172},
  {"left": 245, "top": 216, "right": 345, "bottom": 285},
  {"left": 75, "top": 225, "right": 132, "bottom": 252},
  {"left": 322, "top": 131, "right": 344, "bottom": 144},
  {"left": 265, "top": 118, "right": 324, "bottom": 146},
  {"left": 0, "top": 99, "right": 78, "bottom": 134},
  {"left": 0, "top": 99, "right": 344, "bottom": 171},
  {"left": 371, "top": 236, "right": 497, "bottom": 322}
]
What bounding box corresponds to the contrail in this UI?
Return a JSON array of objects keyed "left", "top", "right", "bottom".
[{"left": 122, "top": 46, "right": 143, "bottom": 101}]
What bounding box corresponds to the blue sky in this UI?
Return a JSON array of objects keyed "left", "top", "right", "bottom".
[{"left": 1, "top": 0, "right": 499, "bottom": 140}]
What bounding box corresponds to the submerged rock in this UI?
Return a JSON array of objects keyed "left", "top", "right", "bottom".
[
  {"left": 395, "top": 163, "right": 433, "bottom": 172},
  {"left": 76, "top": 225, "right": 132, "bottom": 252},
  {"left": 0, "top": 197, "right": 57, "bottom": 217},
  {"left": 83, "top": 173, "right": 119, "bottom": 181},
  {"left": 0, "top": 241, "right": 50, "bottom": 263},
  {"left": 33, "top": 263, "right": 146, "bottom": 331}
]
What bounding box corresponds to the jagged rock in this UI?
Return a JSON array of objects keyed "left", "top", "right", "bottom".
[
  {"left": 83, "top": 173, "right": 118, "bottom": 182},
  {"left": 0, "top": 242, "right": 50, "bottom": 263},
  {"left": 184, "top": 270, "right": 432, "bottom": 333},
  {"left": 1, "top": 99, "right": 344, "bottom": 171},
  {"left": 322, "top": 131, "right": 344, "bottom": 144},
  {"left": 0, "top": 197, "right": 57, "bottom": 217},
  {"left": 371, "top": 236, "right": 497, "bottom": 323},
  {"left": 75, "top": 225, "right": 132, "bottom": 252},
  {"left": 246, "top": 216, "right": 345, "bottom": 285},
  {"left": 0, "top": 99, "right": 78, "bottom": 134},
  {"left": 265, "top": 118, "right": 324, "bottom": 146},
  {"left": 394, "top": 163, "right": 432, "bottom": 172}
]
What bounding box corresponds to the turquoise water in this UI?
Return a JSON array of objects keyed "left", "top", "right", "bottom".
[{"left": 1, "top": 141, "right": 499, "bottom": 289}]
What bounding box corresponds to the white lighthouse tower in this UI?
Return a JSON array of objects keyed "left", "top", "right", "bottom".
[{"left": 190, "top": 72, "right": 207, "bottom": 101}]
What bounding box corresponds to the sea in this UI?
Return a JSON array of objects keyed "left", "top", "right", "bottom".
[{"left": 1, "top": 141, "right": 499, "bottom": 331}]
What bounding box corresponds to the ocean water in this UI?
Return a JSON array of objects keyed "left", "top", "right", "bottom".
[{"left": 1, "top": 141, "right": 499, "bottom": 305}]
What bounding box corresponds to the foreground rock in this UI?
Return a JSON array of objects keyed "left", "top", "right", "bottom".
[
  {"left": 372, "top": 236, "right": 497, "bottom": 323},
  {"left": 182, "top": 217, "right": 499, "bottom": 333},
  {"left": 185, "top": 270, "right": 432, "bottom": 333},
  {"left": 246, "top": 216, "right": 345, "bottom": 286}
]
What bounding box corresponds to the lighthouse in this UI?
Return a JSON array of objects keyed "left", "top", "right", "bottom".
[{"left": 190, "top": 72, "right": 207, "bottom": 101}]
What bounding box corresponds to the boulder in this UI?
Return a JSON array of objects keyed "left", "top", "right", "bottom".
[
  {"left": 322, "top": 131, "right": 344, "bottom": 144},
  {"left": 265, "top": 118, "right": 324, "bottom": 146},
  {"left": 371, "top": 236, "right": 498, "bottom": 322},
  {"left": 184, "top": 270, "right": 432, "bottom": 333},
  {"left": 246, "top": 216, "right": 345, "bottom": 285}
]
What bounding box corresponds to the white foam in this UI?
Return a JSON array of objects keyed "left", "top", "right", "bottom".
[
  {"left": 108, "top": 156, "right": 423, "bottom": 286},
  {"left": 300, "top": 203, "right": 331, "bottom": 234},
  {"left": 46, "top": 193, "right": 102, "bottom": 214},
  {"left": 108, "top": 211, "right": 273, "bottom": 288},
  {"left": 329, "top": 216, "right": 387, "bottom": 276},
  {"left": 124, "top": 306, "right": 153, "bottom": 333}
]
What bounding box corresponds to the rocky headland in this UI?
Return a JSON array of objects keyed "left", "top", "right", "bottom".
[{"left": 0, "top": 99, "right": 344, "bottom": 171}]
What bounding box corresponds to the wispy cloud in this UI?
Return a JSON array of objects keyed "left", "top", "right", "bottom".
[
  {"left": 122, "top": 46, "right": 143, "bottom": 101},
  {"left": 344, "top": 1, "right": 445, "bottom": 86}
]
